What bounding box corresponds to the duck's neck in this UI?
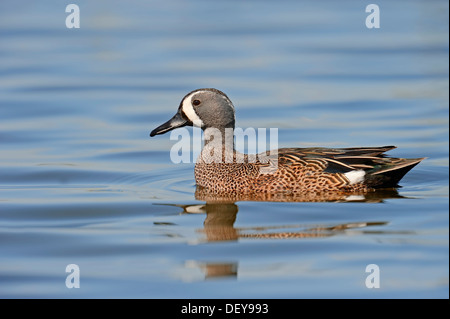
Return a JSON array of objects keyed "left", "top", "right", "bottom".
[{"left": 199, "top": 127, "right": 235, "bottom": 164}]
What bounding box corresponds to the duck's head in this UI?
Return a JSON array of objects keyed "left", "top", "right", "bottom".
[{"left": 150, "top": 88, "right": 235, "bottom": 137}]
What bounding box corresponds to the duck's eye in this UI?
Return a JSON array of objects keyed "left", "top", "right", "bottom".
[{"left": 192, "top": 99, "right": 201, "bottom": 106}]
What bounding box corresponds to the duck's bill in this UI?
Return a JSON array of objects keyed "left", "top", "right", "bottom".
[{"left": 150, "top": 109, "right": 191, "bottom": 137}]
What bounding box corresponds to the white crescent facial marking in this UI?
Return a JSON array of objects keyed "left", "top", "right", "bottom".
[
  {"left": 181, "top": 90, "right": 235, "bottom": 129},
  {"left": 185, "top": 205, "right": 206, "bottom": 214},
  {"left": 344, "top": 170, "right": 366, "bottom": 185},
  {"left": 181, "top": 92, "right": 204, "bottom": 128}
]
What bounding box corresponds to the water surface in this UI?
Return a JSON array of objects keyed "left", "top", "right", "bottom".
[{"left": 0, "top": 0, "right": 448, "bottom": 298}]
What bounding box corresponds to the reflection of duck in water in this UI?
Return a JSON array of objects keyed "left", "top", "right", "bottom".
[
  {"left": 150, "top": 88, "right": 424, "bottom": 196},
  {"left": 195, "top": 185, "right": 405, "bottom": 203},
  {"left": 155, "top": 190, "right": 410, "bottom": 280},
  {"left": 155, "top": 198, "right": 414, "bottom": 280},
  {"left": 157, "top": 198, "right": 398, "bottom": 242}
]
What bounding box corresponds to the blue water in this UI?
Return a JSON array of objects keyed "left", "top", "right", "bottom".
[{"left": 0, "top": 0, "right": 448, "bottom": 298}]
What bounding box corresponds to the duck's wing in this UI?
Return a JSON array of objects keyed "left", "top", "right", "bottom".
[
  {"left": 278, "top": 145, "right": 396, "bottom": 158},
  {"left": 273, "top": 146, "right": 425, "bottom": 188}
]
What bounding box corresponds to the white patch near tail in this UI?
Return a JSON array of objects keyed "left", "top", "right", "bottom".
[
  {"left": 345, "top": 195, "right": 366, "bottom": 201},
  {"left": 344, "top": 170, "right": 366, "bottom": 185}
]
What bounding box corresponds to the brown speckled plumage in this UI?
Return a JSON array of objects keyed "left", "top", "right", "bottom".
[
  {"left": 194, "top": 146, "right": 424, "bottom": 194},
  {"left": 150, "top": 88, "right": 425, "bottom": 196}
]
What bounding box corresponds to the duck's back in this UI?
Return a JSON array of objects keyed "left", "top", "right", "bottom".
[{"left": 194, "top": 146, "right": 425, "bottom": 194}]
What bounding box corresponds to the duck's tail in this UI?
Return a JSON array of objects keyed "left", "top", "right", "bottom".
[{"left": 365, "top": 157, "right": 426, "bottom": 188}]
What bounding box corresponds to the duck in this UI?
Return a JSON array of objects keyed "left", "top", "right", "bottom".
[{"left": 150, "top": 88, "right": 424, "bottom": 195}]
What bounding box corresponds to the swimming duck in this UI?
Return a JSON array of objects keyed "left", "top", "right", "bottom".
[{"left": 150, "top": 88, "right": 424, "bottom": 194}]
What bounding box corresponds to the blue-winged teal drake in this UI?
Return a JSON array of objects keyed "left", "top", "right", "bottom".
[{"left": 150, "top": 88, "right": 424, "bottom": 195}]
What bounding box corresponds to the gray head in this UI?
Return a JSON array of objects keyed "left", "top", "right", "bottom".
[{"left": 150, "top": 88, "right": 235, "bottom": 137}]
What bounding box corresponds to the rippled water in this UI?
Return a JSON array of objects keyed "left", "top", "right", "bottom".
[{"left": 0, "top": 0, "right": 448, "bottom": 298}]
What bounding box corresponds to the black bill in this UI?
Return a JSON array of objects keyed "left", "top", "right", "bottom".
[{"left": 150, "top": 107, "right": 191, "bottom": 137}]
